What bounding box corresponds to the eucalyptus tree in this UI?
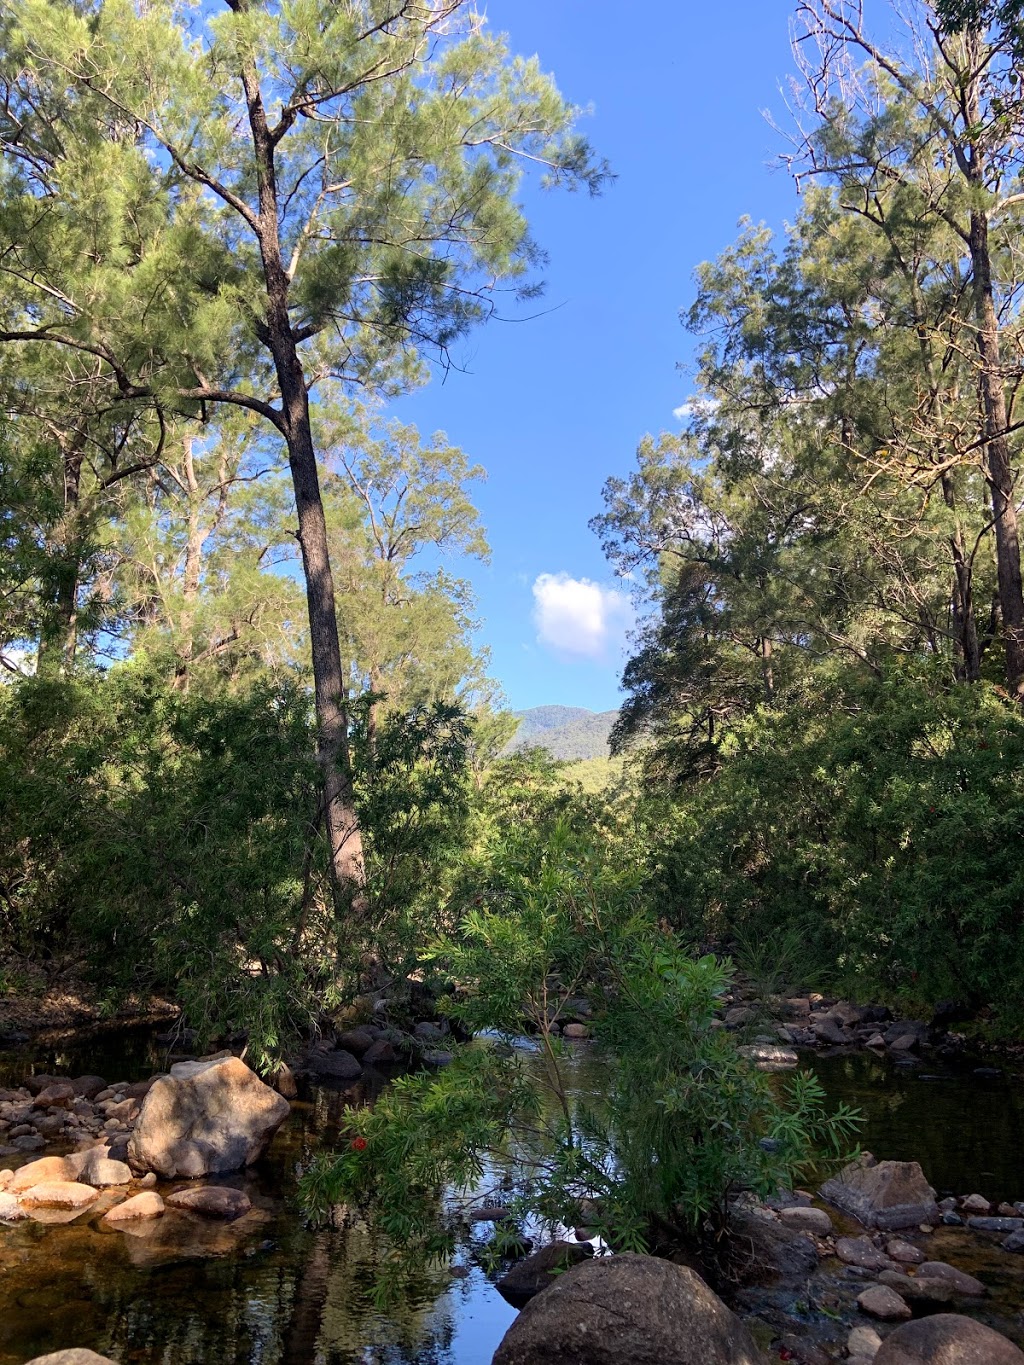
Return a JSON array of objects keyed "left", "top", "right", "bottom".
[
  {"left": 790, "top": 0, "right": 1024, "bottom": 696},
  {"left": 0, "top": 0, "right": 605, "bottom": 905}
]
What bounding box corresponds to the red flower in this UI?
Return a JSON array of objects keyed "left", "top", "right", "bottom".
[{"left": 351, "top": 1136, "right": 368, "bottom": 1152}]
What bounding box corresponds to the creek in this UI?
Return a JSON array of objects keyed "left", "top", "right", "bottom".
[{"left": 0, "top": 1029, "right": 1021, "bottom": 1364}]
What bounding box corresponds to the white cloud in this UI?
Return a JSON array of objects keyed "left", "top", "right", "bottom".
[{"left": 532, "top": 573, "right": 633, "bottom": 661}]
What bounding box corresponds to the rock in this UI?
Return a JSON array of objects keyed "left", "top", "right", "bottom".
[
  {"left": 492, "top": 1252, "right": 763, "bottom": 1365},
  {"left": 128, "top": 1056, "right": 290, "bottom": 1178},
  {"left": 960, "top": 1193, "right": 991, "bottom": 1214},
  {"left": 886, "top": 1238, "right": 925, "bottom": 1264},
  {"left": 916, "top": 1261, "right": 986, "bottom": 1295},
  {"left": 303, "top": 1049, "right": 363, "bottom": 1082},
  {"left": 562, "top": 1023, "right": 590, "bottom": 1040},
  {"left": 422, "top": 1049, "right": 454, "bottom": 1067},
  {"left": 22, "top": 1353, "right": 121, "bottom": 1365},
  {"left": 724, "top": 1006, "right": 758, "bottom": 1027},
  {"left": 496, "top": 1241, "right": 592, "bottom": 1308},
  {"left": 836, "top": 1236, "right": 894, "bottom": 1271},
  {"left": 10, "top": 1155, "right": 76, "bottom": 1192},
  {"left": 967, "top": 1215, "right": 1023, "bottom": 1233},
  {"left": 728, "top": 1206, "right": 819, "bottom": 1286},
  {"left": 561, "top": 996, "right": 592, "bottom": 1021},
  {"left": 413, "top": 1021, "right": 446, "bottom": 1043},
  {"left": 889, "top": 1035, "right": 919, "bottom": 1053},
  {"left": 866, "top": 1033, "right": 887, "bottom": 1049},
  {"left": 878, "top": 1270, "right": 956, "bottom": 1304},
  {"left": 468, "top": 1205, "right": 511, "bottom": 1222},
  {"left": 849, "top": 1324, "right": 884, "bottom": 1357},
  {"left": 103, "top": 1191, "right": 165, "bottom": 1223},
  {"left": 19, "top": 1181, "right": 99, "bottom": 1210},
  {"left": 858, "top": 1284, "right": 913, "bottom": 1320},
  {"left": 884, "top": 1021, "right": 930, "bottom": 1046},
  {"left": 36, "top": 1081, "right": 76, "bottom": 1108},
  {"left": 811, "top": 1015, "right": 849, "bottom": 1045},
  {"left": 1003, "top": 1229, "right": 1024, "bottom": 1252},
  {"left": 820, "top": 1158, "right": 938, "bottom": 1230},
  {"left": 24, "top": 1074, "right": 63, "bottom": 1096},
  {"left": 874, "top": 1314, "right": 1024, "bottom": 1363},
  {"left": 778, "top": 1205, "right": 833, "bottom": 1236},
  {"left": 363, "top": 1039, "right": 398, "bottom": 1066},
  {"left": 738, "top": 1044, "right": 798, "bottom": 1070},
  {"left": 166, "top": 1186, "right": 252, "bottom": 1219},
  {"left": 71, "top": 1075, "right": 108, "bottom": 1100},
  {"left": 0, "top": 1191, "right": 27, "bottom": 1220},
  {"left": 335, "top": 1027, "right": 378, "bottom": 1055},
  {"left": 269, "top": 1062, "right": 299, "bottom": 1100},
  {"left": 12, "top": 1133, "right": 46, "bottom": 1150},
  {"left": 69, "top": 1149, "right": 132, "bottom": 1187},
  {"left": 998, "top": 1202, "right": 1019, "bottom": 1218}
]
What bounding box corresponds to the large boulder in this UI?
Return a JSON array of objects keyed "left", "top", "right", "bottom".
[
  {"left": 820, "top": 1157, "right": 938, "bottom": 1230},
  {"left": 24, "top": 1354, "right": 120, "bottom": 1365},
  {"left": 491, "top": 1252, "right": 764, "bottom": 1365},
  {"left": 128, "top": 1056, "right": 290, "bottom": 1178},
  {"left": 728, "top": 1206, "right": 819, "bottom": 1286},
  {"left": 874, "top": 1314, "right": 1024, "bottom": 1363}
]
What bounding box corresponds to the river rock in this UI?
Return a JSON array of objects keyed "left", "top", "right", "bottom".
[
  {"left": 71, "top": 1150, "right": 132, "bottom": 1187},
  {"left": 36, "top": 1081, "right": 76, "bottom": 1108},
  {"left": 496, "top": 1241, "right": 592, "bottom": 1307},
  {"left": 849, "top": 1324, "right": 883, "bottom": 1357},
  {"left": 363, "top": 1039, "right": 398, "bottom": 1065},
  {"left": 812, "top": 1015, "right": 849, "bottom": 1045},
  {"left": 269, "top": 1062, "right": 299, "bottom": 1100},
  {"left": 778, "top": 1205, "right": 832, "bottom": 1236},
  {"left": 0, "top": 1191, "right": 27, "bottom": 1220},
  {"left": 1003, "top": 1229, "right": 1024, "bottom": 1252},
  {"left": 562, "top": 1023, "right": 590, "bottom": 1040},
  {"left": 836, "top": 1235, "right": 895, "bottom": 1271},
  {"left": 413, "top": 1021, "right": 446, "bottom": 1043},
  {"left": 103, "top": 1191, "right": 165, "bottom": 1222},
  {"left": 166, "top": 1185, "right": 252, "bottom": 1219},
  {"left": 820, "top": 1158, "right": 938, "bottom": 1230},
  {"left": 886, "top": 1238, "right": 925, "bottom": 1264},
  {"left": 128, "top": 1056, "right": 290, "bottom": 1178},
  {"left": 71, "top": 1075, "right": 108, "bottom": 1100},
  {"left": 738, "top": 1044, "right": 798, "bottom": 1070},
  {"left": 335, "top": 1027, "right": 378, "bottom": 1055},
  {"left": 729, "top": 1206, "right": 819, "bottom": 1286},
  {"left": 874, "top": 1314, "right": 1024, "bottom": 1363},
  {"left": 23, "top": 1353, "right": 121, "bottom": 1365},
  {"left": 302, "top": 1048, "right": 363, "bottom": 1082},
  {"left": 914, "top": 1262, "right": 985, "bottom": 1295},
  {"left": 857, "top": 1284, "right": 912, "bottom": 1320},
  {"left": 878, "top": 1270, "right": 956, "bottom": 1304},
  {"left": 967, "top": 1215, "right": 1024, "bottom": 1233},
  {"left": 10, "top": 1155, "right": 75, "bottom": 1192},
  {"left": 492, "top": 1252, "right": 763, "bottom": 1365},
  {"left": 960, "top": 1193, "right": 990, "bottom": 1213},
  {"left": 19, "top": 1181, "right": 99, "bottom": 1210}
]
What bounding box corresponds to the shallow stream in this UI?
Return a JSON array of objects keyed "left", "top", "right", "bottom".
[{"left": 0, "top": 1029, "right": 1022, "bottom": 1364}]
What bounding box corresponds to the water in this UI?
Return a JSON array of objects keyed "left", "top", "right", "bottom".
[{"left": 0, "top": 1032, "right": 1022, "bottom": 1363}]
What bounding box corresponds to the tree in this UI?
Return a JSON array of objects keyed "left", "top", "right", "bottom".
[
  {"left": 791, "top": 0, "right": 1024, "bottom": 696},
  {"left": 0, "top": 0, "right": 606, "bottom": 908}
]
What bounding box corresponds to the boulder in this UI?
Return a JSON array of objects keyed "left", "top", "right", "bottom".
[
  {"left": 70, "top": 1150, "right": 132, "bottom": 1187},
  {"left": 363, "top": 1039, "right": 398, "bottom": 1066},
  {"left": 103, "top": 1191, "right": 165, "bottom": 1223},
  {"left": 23, "top": 1354, "right": 120, "bottom": 1365},
  {"left": 127, "top": 1056, "right": 290, "bottom": 1178},
  {"left": 857, "top": 1284, "right": 913, "bottom": 1321},
  {"left": 491, "top": 1252, "right": 763, "bottom": 1365},
  {"left": 811, "top": 1015, "right": 849, "bottom": 1046},
  {"left": 269, "top": 1062, "right": 299, "bottom": 1100},
  {"left": 886, "top": 1238, "right": 925, "bottom": 1265},
  {"left": 166, "top": 1185, "right": 251, "bottom": 1219},
  {"left": 874, "top": 1314, "right": 1024, "bottom": 1363},
  {"left": 728, "top": 1207, "right": 819, "bottom": 1286},
  {"left": 835, "top": 1235, "right": 893, "bottom": 1272},
  {"left": 302, "top": 1049, "right": 363, "bottom": 1083},
  {"left": 36, "top": 1081, "right": 76, "bottom": 1108},
  {"left": 967, "top": 1215, "right": 1023, "bottom": 1233},
  {"left": 820, "top": 1158, "right": 938, "bottom": 1230},
  {"left": 878, "top": 1270, "right": 956, "bottom": 1305},
  {"left": 335, "top": 1027, "right": 377, "bottom": 1056},
  {"left": 960, "top": 1193, "right": 990, "bottom": 1214},
  {"left": 19, "top": 1181, "right": 99, "bottom": 1210},
  {"left": 71, "top": 1075, "right": 108, "bottom": 1100},
  {"left": 496, "top": 1241, "right": 592, "bottom": 1308},
  {"left": 562, "top": 1023, "right": 590, "bottom": 1040},
  {"left": 10, "top": 1155, "right": 76, "bottom": 1193},
  {"left": 0, "top": 1191, "right": 27, "bottom": 1220}
]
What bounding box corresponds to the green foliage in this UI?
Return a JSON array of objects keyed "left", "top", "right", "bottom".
[
  {"left": 649, "top": 669, "right": 1024, "bottom": 1017},
  {"left": 305, "top": 814, "right": 860, "bottom": 1286}
]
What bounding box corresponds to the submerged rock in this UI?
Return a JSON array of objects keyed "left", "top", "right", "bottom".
[
  {"left": 874, "top": 1314, "right": 1024, "bottom": 1363},
  {"left": 492, "top": 1252, "right": 763, "bottom": 1365},
  {"left": 128, "top": 1056, "right": 290, "bottom": 1178},
  {"left": 166, "top": 1185, "right": 252, "bottom": 1219},
  {"left": 496, "top": 1241, "right": 591, "bottom": 1307},
  {"left": 820, "top": 1157, "right": 938, "bottom": 1230}
]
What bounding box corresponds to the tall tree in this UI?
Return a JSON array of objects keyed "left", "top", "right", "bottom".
[
  {"left": 0, "top": 0, "right": 605, "bottom": 905},
  {"left": 791, "top": 0, "right": 1024, "bottom": 696}
]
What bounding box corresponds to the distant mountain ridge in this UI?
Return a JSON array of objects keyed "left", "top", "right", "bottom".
[{"left": 507, "top": 705, "right": 618, "bottom": 761}]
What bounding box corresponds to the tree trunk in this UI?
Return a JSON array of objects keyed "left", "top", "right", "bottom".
[
  {"left": 941, "top": 474, "right": 981, "bottom": 683},
  {"left": 238, "top": 44, "right": 365, "bottom": 913},
  {"left": 174, "top": 435, "right": 202, "bottom": 692},
  {"left": 963, "top": 49, "right": 1024, "bottom": 696}
]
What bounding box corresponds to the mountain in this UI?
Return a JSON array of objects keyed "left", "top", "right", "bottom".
[{"left": 506, "top": 705, "right": 619, "bottom": 761}]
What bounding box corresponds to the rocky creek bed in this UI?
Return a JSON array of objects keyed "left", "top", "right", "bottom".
[{"left": 1, "top": 1006, "right": 1024, "bottom": 1364}]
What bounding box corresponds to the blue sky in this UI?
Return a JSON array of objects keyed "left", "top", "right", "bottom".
[{"left": 394, "top": 1, "right": 803, "bottom": 713}]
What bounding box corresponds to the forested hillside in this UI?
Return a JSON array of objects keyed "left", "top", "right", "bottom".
[{"left": 507, "top": 705, "right": 618, "bottom": 760}]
